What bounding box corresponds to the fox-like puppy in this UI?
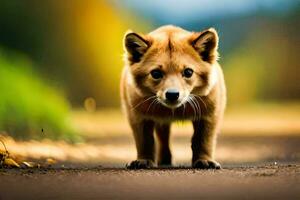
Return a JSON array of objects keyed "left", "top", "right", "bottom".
[{"left": 121, "top": 25, "right": 226, "bottom": 169}]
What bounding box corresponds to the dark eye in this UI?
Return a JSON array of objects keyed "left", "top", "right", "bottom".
[
  {"left": 183, "top": 68, "right": 193, "bottom": 78},
  {"left": 150, "top": 69, "right": 163, "bottom": 79}
]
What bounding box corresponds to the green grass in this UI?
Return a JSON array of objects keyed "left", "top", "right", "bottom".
[{"left": 0, "top": 50, "right": 79, "bottom": 142}]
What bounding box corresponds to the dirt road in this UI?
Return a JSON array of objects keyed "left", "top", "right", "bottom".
[
  {"left": 1, "top": 109, "right": 299, "bottom": 199},
  {"left": 0, "top": 164, "right": 299, "bottom": 200}
]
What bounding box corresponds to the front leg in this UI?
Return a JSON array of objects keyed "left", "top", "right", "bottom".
[
  {"left": 191, "top": 118, "right": 221, "bottom": 169},
  {"left": 155, "top": 123, "right": 172, "bottom": 166},
  {"left": 127, "top": 119, "right": 155, "bottom": 169}
]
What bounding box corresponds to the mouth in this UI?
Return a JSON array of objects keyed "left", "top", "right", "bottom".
[{"left": 158, "top": 99, "right": 184, "bottom": 109}]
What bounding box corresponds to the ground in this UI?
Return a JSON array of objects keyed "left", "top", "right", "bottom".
[
  {"left": 0, "top": 164, "right": 299, "bottom": 199},
  {"left": 0, "top": 106, "right": 299, "bottom": 199}
]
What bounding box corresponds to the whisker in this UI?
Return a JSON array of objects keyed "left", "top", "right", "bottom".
[
  {"left": 192, "top": 94, "right": 208, "bottom": 113},
  {"left": 191, "top": 96, "right": 200, "bottom": 120},
  {"left": 190, "top": 96, "right": 198, "bottom": 114},
  {"left": 146, "top": 97, "right": 158, "bottom": 114},
  {"left": 154, "top": 98, "right": 160, "bottom": 109},
  {"left": 152, "top": 99, "right": 160, "bottom": 113},
  {"left": 182, "top": 100, "right": 186, "bottom": 117},
  {"left": 187, "top": 97, "right": 196, "bottom": 120},
  {"left": 131, "top": 96, "right": 156, "bottom": 110},
  {"left": 191, "top": 95, "right": 202, "bottom": 120}
]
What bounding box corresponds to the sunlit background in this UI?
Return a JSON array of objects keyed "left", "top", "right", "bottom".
[{"left": 0, "top": 0, "right": 299, "bottom": 166}]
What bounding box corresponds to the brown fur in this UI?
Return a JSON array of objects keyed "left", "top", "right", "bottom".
[{"left": 121, "top": 25, "right": 226, "bottom": 169}]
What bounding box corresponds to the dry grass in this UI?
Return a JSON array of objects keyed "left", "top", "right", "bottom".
[
  {"left": 72, "top": 103, "right": 300, "bottom": 137},
  {"left": 0, "top": 103, "right": 299, "bottom": 166}
]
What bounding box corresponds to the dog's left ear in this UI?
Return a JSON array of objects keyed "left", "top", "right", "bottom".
[{"left": 191, "top": 28, "right": 219, "bottom": 63}]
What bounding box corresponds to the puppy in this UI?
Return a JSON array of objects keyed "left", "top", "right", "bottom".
[{"left": 121, "top": 25, "right": 226, "bottom": 169}]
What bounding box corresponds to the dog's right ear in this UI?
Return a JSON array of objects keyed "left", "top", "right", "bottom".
[{"left": 124, "top": 31, "right": 150, "bottom": 63}]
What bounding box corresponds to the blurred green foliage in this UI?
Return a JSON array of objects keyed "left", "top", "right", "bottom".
[
  {"left": 223, "top": 9, "right": 300, "bottom": 105},
  {"left": 0, "top": 51, "right": 79, "bottom": 142},
  {"left": 0, "top": 0, "right": 298, "bottom": 109},
  {"left": 0, "top": 0, "right": 150, "bottom": 108}
]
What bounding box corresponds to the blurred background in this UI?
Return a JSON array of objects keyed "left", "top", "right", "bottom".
[{"left": 0, "top": 0, "right": 299, "bottom": 166}]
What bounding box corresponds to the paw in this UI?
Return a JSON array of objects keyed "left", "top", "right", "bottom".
[
  {"left": 158, "top": 155, "right": 172, "bottom": 167},
  {"left": 192, "top": 159, "right": 221, "bottom": 169},
  {"left": 158, "top": 162, "right": 172, "bottom": 167},
  {"left": 126, "top": 159, "right": 154, "bottom": 169},
  {"left": 158, "top": 160, "right": 172, "bottom": 167}
]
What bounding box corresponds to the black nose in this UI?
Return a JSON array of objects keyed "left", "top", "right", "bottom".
[{"left": 165, "top": 89, "right": 179, "bottom": 102}]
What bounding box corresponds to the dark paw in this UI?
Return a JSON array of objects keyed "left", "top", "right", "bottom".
[
  {"left": 158, "top": 162, "right": 172, "bottom": 168},
  {"left": 192, "top": 159, "right": 221, "bottom": 169},
  {"left": 158, "top": 157, "right": 172, "bottom": 167},
  {"left": 126, "top": 159, "right": 154, "bottom": 169}
]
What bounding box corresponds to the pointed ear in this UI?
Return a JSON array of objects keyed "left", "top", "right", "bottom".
[
  {"left": 191, "top": 28, "right": 219, "bottom": 63},
  {"left": 124, "top": 31, "right": 150, "bottom": 64}
]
